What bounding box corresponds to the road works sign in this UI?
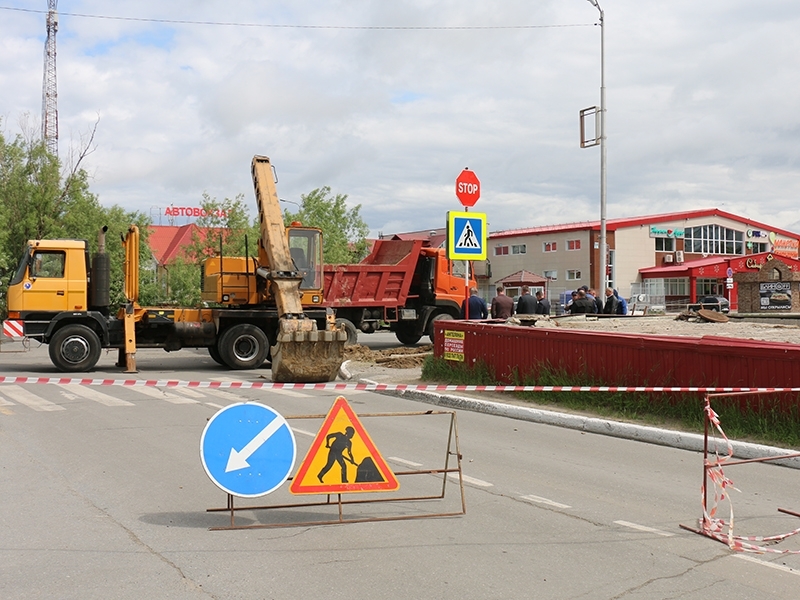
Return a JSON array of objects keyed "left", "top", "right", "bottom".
[
  {"left": 447, "top": 211, "right": 487, "bottom": 261},
  {"left": 290, "top": 396, "right": 399, "bottom": 495},
  {"left": 201, "top": 403, "right": 296, "bottom": 498},
  {"left": 455, "top": 168, "right": 481, "bottom": 207}
]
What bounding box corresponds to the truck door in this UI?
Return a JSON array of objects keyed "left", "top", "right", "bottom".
[{"left": 23, "top": 249, "right": 85, "bottom": 312}]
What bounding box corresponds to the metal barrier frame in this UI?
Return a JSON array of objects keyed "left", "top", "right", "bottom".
[
  {"left": 680, "top": 391, "right": 800, "bottom": 548},
  {"left": 206, "top": 409, "right": 466, "bottom": 530}
]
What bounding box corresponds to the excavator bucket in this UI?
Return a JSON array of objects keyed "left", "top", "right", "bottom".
[{"left": 271, "top": 327, "right": 348, "bottom": 383}]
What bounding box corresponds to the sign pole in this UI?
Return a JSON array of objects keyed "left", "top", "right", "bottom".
[{"left": 464, "top": 207, "right": 470, "bottom": 315}]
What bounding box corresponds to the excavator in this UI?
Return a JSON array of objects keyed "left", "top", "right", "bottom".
[{"left": 3, "top": 155, "right": 346, "bottom": 382}]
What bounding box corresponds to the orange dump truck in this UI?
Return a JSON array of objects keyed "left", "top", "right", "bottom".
[{"left": 323, "top": 238, "right": 477, "bottom": 345}]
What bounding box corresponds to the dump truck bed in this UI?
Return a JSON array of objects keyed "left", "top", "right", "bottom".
[{"left": 323, "top": 239, "right": 424, "bottom": 309}]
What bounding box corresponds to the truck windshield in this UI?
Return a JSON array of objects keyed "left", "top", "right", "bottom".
[
  {"left": 9, "top": 247, "right": 32, "bottom": 286},
  {"left": 451, "top": 260, "right": 468, "bottom": 278},
  {"left": 288, "top": 229, "right": 322, "bottom": 290}
]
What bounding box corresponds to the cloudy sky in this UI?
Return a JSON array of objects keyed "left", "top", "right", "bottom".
[{"left": 1, "top": 1, "right": 799, "bottom": 237}]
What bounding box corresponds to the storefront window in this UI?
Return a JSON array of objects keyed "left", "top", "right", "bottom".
[
  {"left": 696, "top": 278, "right": 722, "bottom": 296},
  {"left": 684, "top": 225, "right": 744, "bottom": 255}
]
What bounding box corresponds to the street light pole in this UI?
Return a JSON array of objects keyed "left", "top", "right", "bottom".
[{"left": 587, "top": 0, "right": 607, "bottom": 293}]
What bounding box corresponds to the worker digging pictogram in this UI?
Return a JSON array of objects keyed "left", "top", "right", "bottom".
[{"left": 290, "top": 396, "right": 399, "bottom": 495}]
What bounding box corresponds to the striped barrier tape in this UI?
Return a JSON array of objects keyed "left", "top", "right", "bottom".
[
  {"left": 1, "top": 377, "right": 800, "bottom": 393},
  {"left": 700, "top": 398, "right": 800, "bottom": 555}
]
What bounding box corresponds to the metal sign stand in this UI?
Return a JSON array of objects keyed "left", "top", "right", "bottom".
[
  {"left": 680, "top": 392, "right": 800, "bottom": 552},
  {"left": 206, "top": 410, "right": 466, "bottom": 530}
]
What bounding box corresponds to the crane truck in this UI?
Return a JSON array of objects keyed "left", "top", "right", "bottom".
[{"left": 2, "top": 155, "right": 346, "bottom": 382}]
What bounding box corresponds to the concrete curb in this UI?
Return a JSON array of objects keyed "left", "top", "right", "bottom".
[{"left": 361, "top": 379, "right": 800, "bottom": 469}]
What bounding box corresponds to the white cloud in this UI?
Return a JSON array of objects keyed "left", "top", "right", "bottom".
[{"left": 2, "top": 0, "right": 799, "bottom": 235}]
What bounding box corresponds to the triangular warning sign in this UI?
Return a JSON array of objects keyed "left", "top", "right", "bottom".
[
  {"left": 290, "top": 396, "right": 399, "bottom": 495},
  {"left": 455, "top": 221, "right": 480, "bottom": 249}
]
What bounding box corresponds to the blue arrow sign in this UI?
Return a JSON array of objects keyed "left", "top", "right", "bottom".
[{"left": 200, "top": 402, "right": 296, "bottom": 498}]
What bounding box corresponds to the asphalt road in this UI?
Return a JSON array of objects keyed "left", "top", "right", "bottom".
[{"left": 1, "top": 341, "right": 800, "bottom": 599}]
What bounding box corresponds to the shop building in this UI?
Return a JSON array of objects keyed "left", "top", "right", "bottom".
[{"left": 487, "top": 209, "right": 800, "bottom": 311}]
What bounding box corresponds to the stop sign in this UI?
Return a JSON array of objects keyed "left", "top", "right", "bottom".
[{"left": 455, "top": 169, "right": 480, "bottom": 207}]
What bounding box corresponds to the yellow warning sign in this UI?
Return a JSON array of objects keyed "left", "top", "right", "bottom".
[{"left": 290, "top": 396, "right": 399, "bottom": 495}]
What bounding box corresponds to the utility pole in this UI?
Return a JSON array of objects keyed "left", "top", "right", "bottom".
[
  {"left": 580, "top": 0, "right": 607, "bottom": 292},
  {"left": 42, "top": 0, "right": 59, "bottom": 157}
]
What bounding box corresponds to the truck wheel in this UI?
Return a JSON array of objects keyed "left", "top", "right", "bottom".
[
  {"left": 207, "top": 345, "right": 224, "bottom": 366},
  {"left": 335, "top": 318, "right": 359, "bottom": 346},
  {"left": 49, "top": 324, "right": 102, "bottom": 372},
  {"left": 427, "top": 313, "right": 454, "bottom": 343},
  {"left": 395, "top": 326, "right": 422, "bottom": 346},
  {"left": 219, "top": 324, "right": 269, "bottom": 370}
]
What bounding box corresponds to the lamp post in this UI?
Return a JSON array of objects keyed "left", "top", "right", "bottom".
[{"left": 586, "top": 0, "right": 607, "bottom": 293}]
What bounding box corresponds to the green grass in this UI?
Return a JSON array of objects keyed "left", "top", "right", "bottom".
[{"left": 421, "top": 356, "right": 800, "bottom": 449}]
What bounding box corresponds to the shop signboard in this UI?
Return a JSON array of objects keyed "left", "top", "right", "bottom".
[{"left": 759, "top": 282, "right": 792, "bottom": 310}]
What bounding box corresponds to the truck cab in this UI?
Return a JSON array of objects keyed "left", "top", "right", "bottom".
[{"left": 6, "top": 240, "right": 91, "bottom": 332}]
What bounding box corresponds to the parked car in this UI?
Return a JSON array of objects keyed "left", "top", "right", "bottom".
[{"left": 698, "top": 296, "right": 730, "bottom": 313}]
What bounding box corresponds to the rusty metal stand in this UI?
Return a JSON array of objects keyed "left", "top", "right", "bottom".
[
  {"left": 680, "top": 392, "right": 800, "bottom": 547},
  {"left": 206, "top": 410, "right": 466, "bottom": 530}
]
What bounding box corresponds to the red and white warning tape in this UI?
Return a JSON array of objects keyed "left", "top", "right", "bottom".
[
  {"left": 0, "top": 377, "right": 799, "bottom": 393},
  {"left": 700, "top": 399, "right": 800, "bottom": 554}
]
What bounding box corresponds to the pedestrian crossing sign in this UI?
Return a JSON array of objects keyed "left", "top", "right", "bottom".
[
  {"left": 447, "top": 211, "right": 487, "bottom": 260},
  {"left": 289, "top": 396, "right": 399, "bottom": 495}
]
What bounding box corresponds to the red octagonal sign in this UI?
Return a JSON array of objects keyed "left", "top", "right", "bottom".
[{"left": 455, "top": 168, "right": 481, "bottom": 207}]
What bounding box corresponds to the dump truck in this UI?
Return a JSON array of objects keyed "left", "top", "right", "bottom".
[
  {"left": 323, "top": 238, "right": 477, "bottom": 345},
  {"left": 2, "top": 155, "right": 346, "bottom": 382}
]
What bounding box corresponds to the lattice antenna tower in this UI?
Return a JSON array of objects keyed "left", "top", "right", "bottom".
[{"left": 42, "top": 0, "right": 59, "bottom": 157}]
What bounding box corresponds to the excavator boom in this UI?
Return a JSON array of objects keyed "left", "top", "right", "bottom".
[{"left": 251, "top": 155, "right": 346, "bottom": 382}]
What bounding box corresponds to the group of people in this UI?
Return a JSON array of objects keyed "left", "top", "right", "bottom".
[
  {"left": 564, "top": 286, "right": 628, "bottom": 315},
  {"left": 460, "top": 285, "right": 552, "bottom": 320},
  {"left": 460, "top": 284, "right": 628, "bottom": 320}
]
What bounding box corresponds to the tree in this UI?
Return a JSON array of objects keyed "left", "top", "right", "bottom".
[
  {"left": 187, "top": 193, "right": 257, "bottom": 260},
  {"left": 0, "top": 118, "right": 151, "bottom": 316},
  {"left": 282, "top": 187, "right": 370, "bottom": 264},
  {"left": 151, "top": 193, "right": 257, "bottom": 306}
]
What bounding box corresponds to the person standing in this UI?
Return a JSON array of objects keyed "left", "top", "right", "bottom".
[
  {"left": 491, "top": 286, "right": 514, "bottom": 319},
  {"left": 535, "top": 291, "right": 551, "bottom": 315},
  {"left": 516, "top": 285, "right": 538, "bottom": 315},
  {"left": 614, "top": 289, "right": 628, "bottom": 315},
  {"left": 603, "top": 287, "right": 619, "bottom": 314},
  {"left": 589, "top": 288, "right": 604, "bottom": 314},
  {"left": 461, "top": 286, "right": 488, "bottom": 320},
  {"left": 571, "top": 289, "right": 596, "bottom": 314}
]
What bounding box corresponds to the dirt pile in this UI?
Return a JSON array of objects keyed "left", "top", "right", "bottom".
[
  {"left": 344, "top": 344, "right": 433, "bottom": 369},
  {"left": 550, "top": 314, "right": 800, "bottom": 344}
]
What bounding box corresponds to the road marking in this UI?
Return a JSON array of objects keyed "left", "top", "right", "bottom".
[
  {"left": 734, "top": 554, "right": 800, "bottom": 576},
  {"left": 132, "top": 386, "right": 199, "bottom": 404},
  {"left": 614, "top": 520, "right": 674, "bottom": 537},
  {"left": 0, "top": 386, "right": 66, "bottom": 412},
  {"left": 201, "top": 388, "right": 244, "bottom": 402},
  {"left": 448, "top": 473, "right": 493, "bottom": 487},
  {"left": 388, "top": 456, "right": 423, "bottom": 467},
  {"left": 291, "top": 427, "right": 315, "bottom": 437},
  {"left": 205, "top": 402, "right": 224, "bottom": 409},
  {"left": 169, "top": 386, "right": 206, "bottom": 398},
  {"left": 57, "top": 384, "right": 134, "bottom": 407},
  {"left": 0, "top": 396, "right": 14, "bottom": 406},
  {"left": 267, "top": 388, "right": 311, "bottom": 398},
  {"left": 520, "top": 494, "right": 571, "bottom": 509}
]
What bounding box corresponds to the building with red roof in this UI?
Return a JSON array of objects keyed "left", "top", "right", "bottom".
[{"left": 486, "top": 208, "right": 800, "bottom": 311}]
